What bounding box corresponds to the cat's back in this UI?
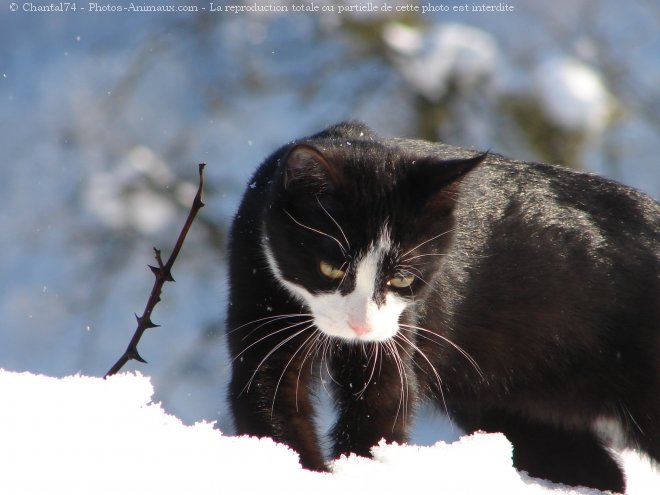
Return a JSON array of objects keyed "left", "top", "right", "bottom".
[
  {"left": 390, "top": 134, "right": 659, "bottom": 334},
  {"left": 471, "top": 155, "right": 657, "bottom": 247},
  {"left": 388, "top": 135, "right": 659, "bottom": 255}
]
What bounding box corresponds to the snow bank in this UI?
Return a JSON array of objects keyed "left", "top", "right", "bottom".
[
  {"left": 0, "top": 370, "right": 655, "bottom": 495},
  {"left": 533, "top": 56, "right": 614, "bottom": 134},
  {"left": 383, "top": 22, "right": 498, "bottom": 101}
]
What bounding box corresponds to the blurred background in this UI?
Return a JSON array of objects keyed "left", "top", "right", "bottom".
[{"left": 1, "top": 0, "right": 658, "bottom": 438}]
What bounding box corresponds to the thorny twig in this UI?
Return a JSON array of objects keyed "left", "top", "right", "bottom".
[{"left": 104, "top": 163, "right": 206, "bottom": 378}]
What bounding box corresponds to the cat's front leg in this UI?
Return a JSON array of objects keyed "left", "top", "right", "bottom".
[
  {"left": 229, "top": 335, "right": 327, "bottom": 471},
  {"left": 329, "top": 343, "right": 417, "bottom": 460}
]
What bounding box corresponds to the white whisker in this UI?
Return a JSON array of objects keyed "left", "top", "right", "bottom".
[
  {"left": 272, "top": 328, "right": 322, "bottom": 416},
  {"left": 402, "top": 252, "right": 448, "bottom": 262},
  {"left": 400, "top": 228, "right": 458, "bottom": 260},
  {"left": 396, "top": 264, "right": 424, "bottom": 277},
  {"left": 337, "top": 261, "right": 350, "bottom": 289},
  {"left": 399, "top": 323, "right": 484, "bottom": 380},
  {"left": 385, "top": 339, "right": 410, "bottom": 431},
  {"left": 394, "top": 266, "right": 440, "bottom": 301},
  {"left": 243, "top": 324, "right": 315, "bottom": 396},
  {"left": 354, "top": 343, "right": 380, "bottom": 399},
  {"left": 239, "top": 314, "right": 314, "bottom": 341},
  {"left": 320, "top": 337, "right": 341, "bottom": 389},
  {"left": 283, "top": 209, "right": 347, "bottom": 257},
  {"left": 395, "top": 332, "right": 448, "bottom": 416},
  {"left": 317, "top": 196, "right": 351, "bottom": 252},
  {"left": 233, "top": 318, "right": 315, "bottom": 363},
  {"left": 229, "top": 313, "right": 313, "bottom": 335}
]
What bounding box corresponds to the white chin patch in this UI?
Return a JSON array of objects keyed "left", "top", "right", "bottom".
[{"left": 263, "top": 231, "right": 408, "bottom": 342}]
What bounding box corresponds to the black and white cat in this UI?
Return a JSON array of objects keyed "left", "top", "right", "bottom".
[{"left": 226, "top": 122, "right": 659, "bottom": 493}]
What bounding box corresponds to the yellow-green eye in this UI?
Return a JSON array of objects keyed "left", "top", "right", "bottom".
[
  {"left": 319, "top": 261, "right": 345, "bottom": 280},
  {"left": 387, "top": 274, "right": 415, "bottom": 288}
]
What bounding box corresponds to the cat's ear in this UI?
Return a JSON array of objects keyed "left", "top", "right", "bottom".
[
  {"left": 412, "top": 152, "right": 488, "bottom": 212},
  {"left": 282, "top": 144, "right": 341, "bottom": 192}
]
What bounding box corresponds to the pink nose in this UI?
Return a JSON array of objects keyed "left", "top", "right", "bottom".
[{"left": 348, "top": 320, "right": 371, "bottom": 336}]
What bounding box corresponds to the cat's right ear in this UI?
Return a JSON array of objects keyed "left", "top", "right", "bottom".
[
  {"left": 412, "top": 152, "right": 488, "bottom": 214},
  {"left": 282, "top": 144, "right": 340, "bottom": 193}
]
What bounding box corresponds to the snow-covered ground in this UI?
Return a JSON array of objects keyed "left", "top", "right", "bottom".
[{"left": 2, "top": 370, "right": 657, "bottom": 495}]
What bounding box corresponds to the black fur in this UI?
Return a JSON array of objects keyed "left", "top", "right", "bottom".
[{"left": 226, "top": 122, "right": 659, "bottom": 492}]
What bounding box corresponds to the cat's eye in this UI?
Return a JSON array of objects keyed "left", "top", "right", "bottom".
[
  {"left": 319, "top": 261, "right": 346, "bottom": 280},
  {"left": 387, "top": 274, "right": 416, "bottom": 288}
]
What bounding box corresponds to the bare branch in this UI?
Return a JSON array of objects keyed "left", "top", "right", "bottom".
[{"left": 104, "top": 163, "right": 206, "bottom": 378}]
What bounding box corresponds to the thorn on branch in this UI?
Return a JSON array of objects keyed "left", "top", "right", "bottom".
[
  {"left": 135, "top": 313, "right": 159, "bottom": 329},
  {"left": 148, "top": 264, "right": 175, "bottom": 282},
  {"left": 150, "top": 248, "right": 175, "bottom": 281},
  {"left": 104, "top": 163, "right": 206, "bottom": 378}
]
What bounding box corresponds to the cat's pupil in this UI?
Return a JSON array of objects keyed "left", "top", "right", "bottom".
[
  {"left": 319, "top": 260, "right": 345, "bottom": 280},
  {"left": 388, "top": 274, "right": 416, "bottom": 288}
]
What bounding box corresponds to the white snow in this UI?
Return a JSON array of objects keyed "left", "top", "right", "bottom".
[
  {"left": 533, "top": 56, "right": 614, "bottom": 134},
  {"left": 383, "top": 22, "right": 498, "bottom": 101},
  {"left": 1, "top": 370, "right": 657, "bottom": 495},
  {"left": 83, "top": 145, "right": 189, "bottom": 234},
  {"left": 382, "top": 22, "right": 424, "bottom": 55}
]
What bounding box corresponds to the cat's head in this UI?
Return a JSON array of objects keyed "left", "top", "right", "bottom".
[{"left": 262, "top": 138, "right": 484, "bottom": 343}]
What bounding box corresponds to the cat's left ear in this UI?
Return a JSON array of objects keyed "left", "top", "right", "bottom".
[
  {"left": 282, "top": 144, "right": 341, "bottom": 193},
  {"left": 412, "top": 152, "right": 488, "bottom": 212}
]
